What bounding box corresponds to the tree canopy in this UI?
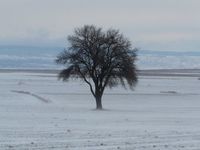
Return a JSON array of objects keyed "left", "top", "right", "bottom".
[{"left": 56, "top": 25, "right": 138, "bottom": 109}]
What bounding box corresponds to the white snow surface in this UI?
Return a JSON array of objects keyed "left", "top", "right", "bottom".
[{"left": 0, "top": 71, "right": 200, "bottom": 150}]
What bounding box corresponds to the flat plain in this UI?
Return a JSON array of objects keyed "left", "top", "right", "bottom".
[{"left": 0, "top": 69, "right": 200, "bottom": 150}]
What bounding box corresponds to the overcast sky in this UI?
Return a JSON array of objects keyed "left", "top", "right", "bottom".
[{"left": 0, "top": 0, "right": 199, "bottom": 51}]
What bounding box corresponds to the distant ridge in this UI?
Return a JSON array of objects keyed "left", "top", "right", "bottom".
[
  {"left": 139, "top": 50, "right": 200, "bottom": 56},
  {"left": 0, "top": 46, "right": 200, "bottom": 69}
]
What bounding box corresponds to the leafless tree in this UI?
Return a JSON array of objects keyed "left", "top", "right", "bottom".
[{"left": 56, "top": 25, "right": 138, "bottom": 109}]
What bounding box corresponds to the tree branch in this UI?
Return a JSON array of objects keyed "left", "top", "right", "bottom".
[{"left": 77, "top": 67, "right": 95, "bottom": 97}]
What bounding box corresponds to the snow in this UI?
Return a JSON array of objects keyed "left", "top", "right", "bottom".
[
  {"left": 137, "top": 55, "right": 200, "bottom": 69},
  {"left": 0, "top": 70, "right": 200, "bottom": 149},
  {"left": 1, "top": 46, "right": 200, "bottom": 69}
]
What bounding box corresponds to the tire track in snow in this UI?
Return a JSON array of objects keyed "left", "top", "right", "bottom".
[{"left": 11, "top": 90, "right": 51, "bottom": 103}]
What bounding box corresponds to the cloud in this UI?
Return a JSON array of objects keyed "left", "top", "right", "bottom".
[{"left": 0, "top": 0, "right": 200, "bottom": 51}]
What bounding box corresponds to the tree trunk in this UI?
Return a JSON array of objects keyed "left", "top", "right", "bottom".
[{"left": 95, "top": 95, "right": 103, "bottom": 110}]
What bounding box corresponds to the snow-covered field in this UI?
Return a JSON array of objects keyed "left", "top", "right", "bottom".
[{"left": 1, "top": 70, "right": 200, "bottom": 150}]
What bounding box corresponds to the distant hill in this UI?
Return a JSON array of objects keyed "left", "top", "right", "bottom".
[
  {"left": 138, "top": 50, "right": 200, "bottom": 56},
  {"left": 0, "top": 46, "right": 200, "bottom": 69},
  {"left": 137, "top": 50, "right": 200, "bottom": 69}
]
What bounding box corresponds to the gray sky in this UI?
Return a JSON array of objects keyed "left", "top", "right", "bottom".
[{"left": 0, "top": 0, "right": 200, "bottom": 51}]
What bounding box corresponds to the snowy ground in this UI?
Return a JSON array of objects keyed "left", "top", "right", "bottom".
[{"left": 0, "top": 70, "right": 200, "bottom": 150}]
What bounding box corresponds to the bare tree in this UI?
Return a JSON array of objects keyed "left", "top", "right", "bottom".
[{"left": 56, "top": 25, "right": 138, "bottom": 109}]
